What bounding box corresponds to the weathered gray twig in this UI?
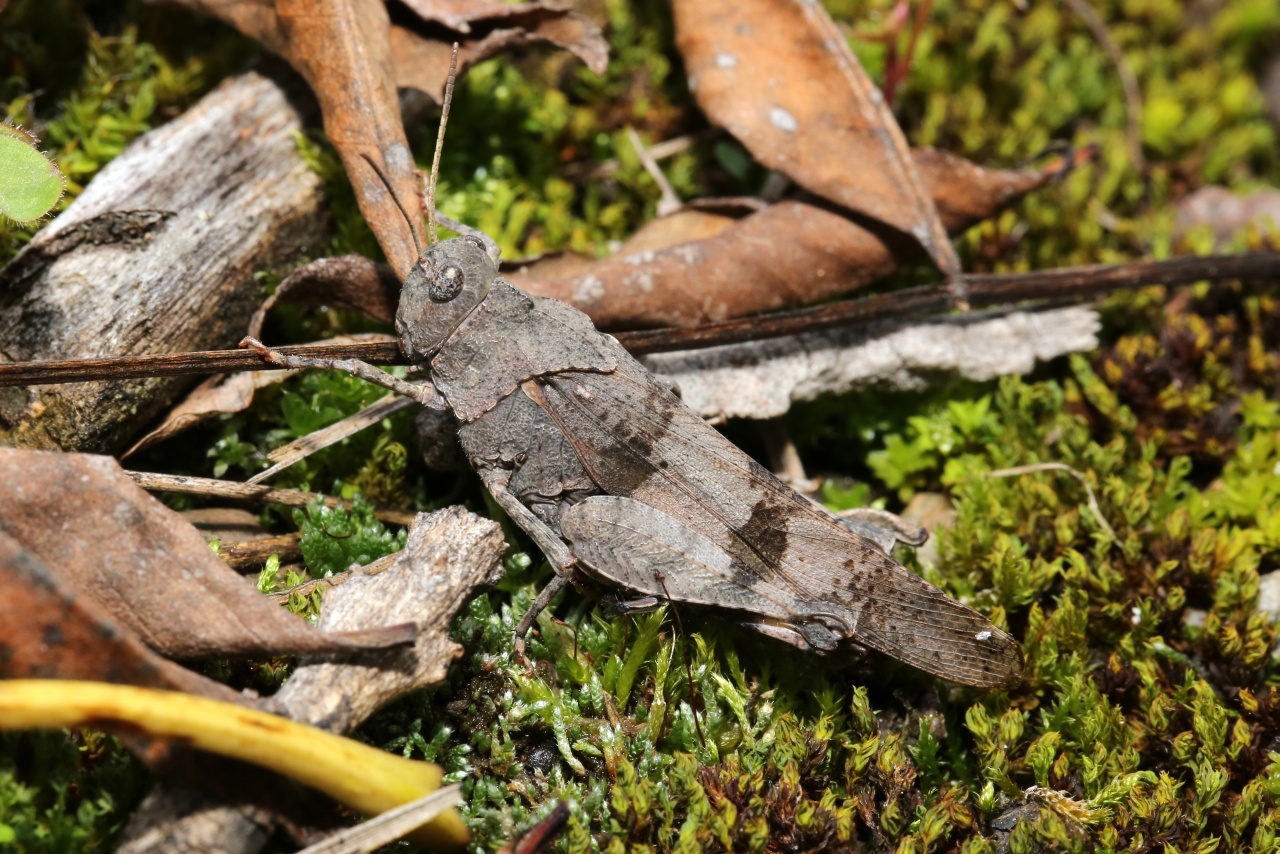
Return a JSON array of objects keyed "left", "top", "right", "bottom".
[{"left": 125, "top": 470, "right": 417, "bottom": 526}]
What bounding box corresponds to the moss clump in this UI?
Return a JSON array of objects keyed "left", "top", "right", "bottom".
[
  {"left": 361, "top": 283, "right": 1280, "bottom": 852},
  {"left": 0, "top": 730, "right": 145, "bottom": 852},
  {"left": 0, "top": 2, "right": 229, "bottom": 263}
]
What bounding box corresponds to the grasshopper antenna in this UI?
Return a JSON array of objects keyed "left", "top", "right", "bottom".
[
  {"left": 425, "top": 43, "right": 459, "bottom": 246},
  {"left": 358, "top": 152, "right": 423, "bottom": 257}
]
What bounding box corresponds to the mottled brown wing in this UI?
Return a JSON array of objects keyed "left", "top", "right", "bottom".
[
  {"left": 532, "top": 360, "right": 1023, "bottom": 689},
  {"left": 561, "top": 495, "right": 803, "bottom": 622}
]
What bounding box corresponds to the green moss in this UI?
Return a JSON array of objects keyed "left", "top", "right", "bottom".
[
  {"left": 0, "top": 0, "right": 246, "bottom": 263},
  {"left": 0, "top": 731, "right": 146, "bottom": 852},
  {"left": 292, "top": 494, "right": 407, "bottom": 579}
]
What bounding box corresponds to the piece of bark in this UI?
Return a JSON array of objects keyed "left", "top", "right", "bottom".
[
  {"left": 118, "top": 506, "right": 507, "bottom": 853},
  {"left": 117, "top": 787, "right": 275, "bottom": 854},
  {"left": 0, "top": 449, "right": 414, "bottom": 659},
  {"left": 640, "top": 306, "right": 1100, "bottom": 419},
  {"left": 0, "top": 71, "right": 323, "bottom": 454},
  {"left": 275, "top": 505, "right": 506, "bottom": 731},
  {"left": 673, "top": 0, "right": 960, "bottom": 278},
  {"left": 219, "top": 533, "right": 304, "bottom": 572}
]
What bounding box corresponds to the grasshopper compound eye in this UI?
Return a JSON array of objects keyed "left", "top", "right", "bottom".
[{"left": 431, "top": 265, "right": 465, "bottom": 301}]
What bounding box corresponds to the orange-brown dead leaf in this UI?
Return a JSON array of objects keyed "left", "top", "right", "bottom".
[
  {"left": 511, "top": 148, "right": 1077, "bottom": 327},
  {"left": 0, "top": 530, "right": 241, "bottom": 700},
  {"left": 253, "top": 149, "right": 1079, "bottom": 332},
  {"left": 673, "top": 0, "right": 961, "bottom": 279}
]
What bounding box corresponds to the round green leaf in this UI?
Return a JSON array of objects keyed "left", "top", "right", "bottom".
[{"left": 0, "top": 124, "right": 65, "bottom": 223}]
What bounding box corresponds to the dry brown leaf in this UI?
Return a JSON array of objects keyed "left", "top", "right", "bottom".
[
  {"left": 125, "top": 370, "right": 295, "bottom": 457},
  {"left": 672, "top": 0, "right": 960, "bottom": 278},
  {"left": 157, "top": 0, "right": 424, "bottom": 279},
  {"left": 261, "top": 149, "right": 1077, "bottom": 332},
  {"left": 0, "top": 449, "right": 415, "bottom": 659},
  {"left": 392, "top": 0, "right": 607, "bottom": 98},
  {"left": 0, "top": 531, "right": 239, "bottom": 700},
  {"left": 510, "top": 148, "right": 1075, "bottom": 327}
]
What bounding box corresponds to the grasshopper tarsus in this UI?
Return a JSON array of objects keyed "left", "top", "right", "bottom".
[{"left": 512, "top": 572, "right": 572, "bottom": 664}]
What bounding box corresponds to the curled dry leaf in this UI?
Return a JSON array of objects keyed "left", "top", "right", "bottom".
[
  {"left": 510, "top": 148, "right": 1079, "bottom": 328},
  {"left": 0, "top": 449, "right": 414, "bottom": 659},
  {"left": 672, "top": 0, "right": 960, "bottom": 278},
  {"left": 391, "top": 0, "right": 608, "bottom": 99},
  {"left": 249, "top": 258, "right": 401, "bottom": 336},
  {"left": 0, "top": 530, "right": 239, "bottom": 701},
  {"left": 124, "top": 370, "right": 295, "bottom": 457}
]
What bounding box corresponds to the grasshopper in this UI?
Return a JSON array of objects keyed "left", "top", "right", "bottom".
[{"left": 243, "top": 67, "right": 1022, "bottom": 690}]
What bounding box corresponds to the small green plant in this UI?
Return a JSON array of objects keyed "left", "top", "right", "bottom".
[
  {"left": 292, "top": 493, "right": 407, "bottom": 578},
  {"left": 0, "top": 123, "right": 64, "bottom": 222}
]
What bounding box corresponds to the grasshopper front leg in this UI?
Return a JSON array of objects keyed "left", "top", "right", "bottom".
[
  {"left": 477, "top": 468, "right": 578, "bottom": 661},
  {"left": 240, "top": 337, "right": 438, "bottom": 407}
]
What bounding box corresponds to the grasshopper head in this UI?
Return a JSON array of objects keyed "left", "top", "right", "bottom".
[{"left": 397, "top": 234, "right": 501, "bottom": 361}]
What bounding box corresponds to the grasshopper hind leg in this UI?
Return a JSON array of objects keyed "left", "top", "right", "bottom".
[{"left": 477, "top": 468, "right": 583, "bottom": 662}]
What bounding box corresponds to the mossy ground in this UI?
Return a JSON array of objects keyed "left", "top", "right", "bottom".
[{"left": 3, "top": 0, "right": 1280, "bottom": 851}]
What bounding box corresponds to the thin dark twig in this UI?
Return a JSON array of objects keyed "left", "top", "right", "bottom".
[
  {"left": 1, "top": 252, "right": 1276, "bottom": 387},
  {"left": 0, "top": 340, "right": 404, "bottom": 386},
  {"left": 619, "top": 251, "right": 1280, "bottom": 354},
  {"left": 125, "top": 470, "right": 416, "bottom": 526}
]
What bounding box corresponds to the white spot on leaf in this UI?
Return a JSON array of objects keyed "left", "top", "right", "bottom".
[
  {"left": 770, "top": 107, "right": 798, "bottom": 133},
  {"left": 715, "top": 53, "right": 738, "bottom": 69},
  {"left": 975, "top": 630, "right": 992, "bottom": 641},
  {"left": 572, "top": 275, "right": 605, "bottom": 304}
]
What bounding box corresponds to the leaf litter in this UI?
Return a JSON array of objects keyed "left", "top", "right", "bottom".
[{"left": 0, "top": 449, "right": 413, "bottom": 659}]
